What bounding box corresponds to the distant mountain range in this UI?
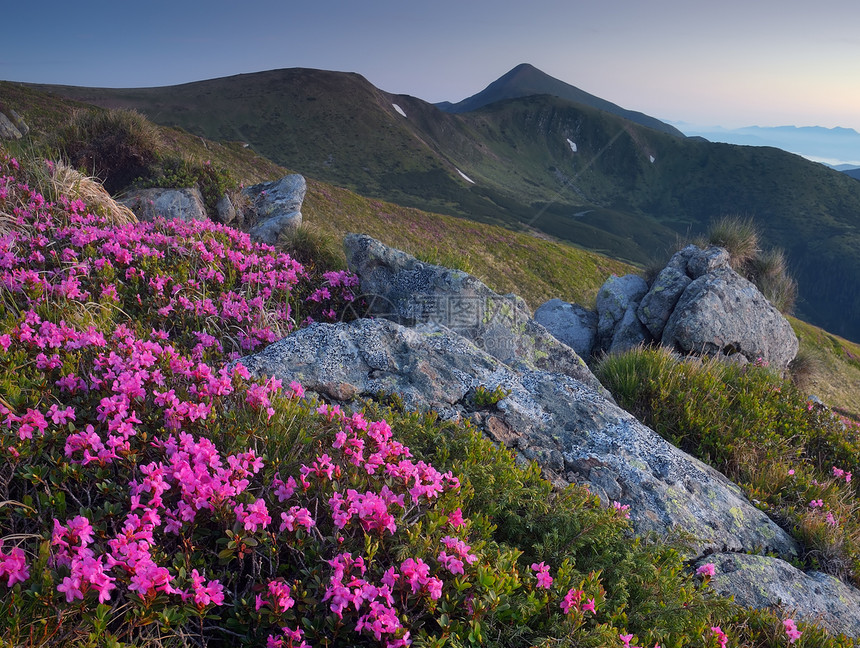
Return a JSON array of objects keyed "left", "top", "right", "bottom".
[
  {"left": 678, "top": 124, "right": 860, "bottom": 170},
  {"left": 20, "top": 65, "right": 860, "bottom": 342}
]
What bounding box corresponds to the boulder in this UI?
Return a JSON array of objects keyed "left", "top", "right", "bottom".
[
  {"left": 241, "top": 317, "right": 799, "bottom": 558},
  {"left": 243, "top": 174, "right": 306, "bottom": 245},
  {"left": 596, "top": 274, "right": 648, "bottom": 349},
  {"left": 609, "top": 305, "right": 652, "bottom": 354},
  {"left": 120, "top": 187, "right": 208, "bottom": 223},
  {"left": 0, "top": 111, "right": 22, "bottom": 140},
  {"left": 637, "top": 265, "right": 691, "bottom": 339},
  {"left": 534, "top": 298, "right": 597, "bottom": 359},
  {"left": 343, "top": 234, "right": 604, "bottom": 393},
  {"left": 695, "top": 553, "right": 860, "bottom": 638},
  {"left": 662, "top": 267, "right": 799, "bottom": 369},
  {"left": 215, "top": 194, "right": 237, "bottom": 226},
  {"left": 686, "top": 245, "right": 731, "bottom": 279}
]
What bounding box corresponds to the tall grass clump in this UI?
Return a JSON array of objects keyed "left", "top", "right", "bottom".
[
  {"left": 597, "top": 347, "right": 860, "bottom": 584},
  {"left": 52, "top": 108, "right": 161, "bottom": 193},
  {"left": 699, "top": 215, "right": 797, "bottom": 313},
  {"left": 4, "top": 145, "right": 847, "bottom": 647}
]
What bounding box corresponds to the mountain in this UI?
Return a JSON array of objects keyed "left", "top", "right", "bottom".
[
  {"left": 437, "top": 63, "right": 685, "bottom": 137},
  {"left": 18, "top": 69, "right": 860, "bottom": 343},
  {"left": 678, "top": 124, "right": 860, "bottom": 167},
  {"left": 844, "top": 168, "right": 860, "bottom": 181}
]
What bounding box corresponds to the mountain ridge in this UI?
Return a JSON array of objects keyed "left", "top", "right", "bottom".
[{"left": 436, "top": 63, "right": 685, "bottom": 137}]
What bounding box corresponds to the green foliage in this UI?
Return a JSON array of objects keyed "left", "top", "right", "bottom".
[
  {"left": 280, "top": 223, "right": 346, "bottom": 272},
  {"left": 137, "top": 154, "right": 235, "bottom": 215},
  {"left": 597, "top": 347, "right": 860, "bottom": 584},
  {"left": 705, "top": 215, "right": 759, "bottom": 269},
  {"left": 471, "top": 385, "right": 510, "bottom": 408},
  {"left": 51, "top": 108, "right": 160, "bottom": 192}
]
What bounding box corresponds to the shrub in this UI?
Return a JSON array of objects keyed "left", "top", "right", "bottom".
[
  {"left": 281, "top": 223, "right": 345, "bottom": 272},
  {"left": 139, "top": 154, "right": 234, "bottom": 216},
  {"left": 52, "top": 108, "right": 160, "bottom": 193}
]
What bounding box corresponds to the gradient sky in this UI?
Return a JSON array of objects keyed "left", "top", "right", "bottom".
[{"left": 3, "top": 0, "right": 859, "bottom": 131}]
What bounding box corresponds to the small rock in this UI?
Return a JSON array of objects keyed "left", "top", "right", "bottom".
[{"left": 120, "top": 187, "right": 208, "bottom": 222}]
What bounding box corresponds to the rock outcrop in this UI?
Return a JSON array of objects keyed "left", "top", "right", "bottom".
[
  {"left": 0, "top": 107, "right": 29, "bottom": 140},
  {"left": 241, "top": 317, "right": 799, "bottom": 559},
  {"left": 121, "top": 187, "right": 208, "bottom": 223},
  {"left": 695, "top": 553, "right": 860, "bottom": 638},
  {"left": 243, "top": 174, "right": 305, "bottom": 245},
  {"left": 537, "top": 244, "right": 799, "bottom": 369},
  {"left": 662, "top": 267, "right": 798, "bottom": 368},
  {"left": 343, "top": 234, "right": 604, "bottom": 393}
]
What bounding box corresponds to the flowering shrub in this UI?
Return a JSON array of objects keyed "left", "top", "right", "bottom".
[{"left": 1, "top": 147, "right": 851, "bottom": 647}]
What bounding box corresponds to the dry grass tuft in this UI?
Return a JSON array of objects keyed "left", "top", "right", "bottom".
[{"left": 50, "top": 161, "right": 137, "bottom": 226}]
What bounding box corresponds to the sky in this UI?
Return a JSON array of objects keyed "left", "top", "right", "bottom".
[{"left": 2, "top": 0, "right": 859, "bottom": 132}]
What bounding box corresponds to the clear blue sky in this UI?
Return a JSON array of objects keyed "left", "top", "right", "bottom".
[{"left": 3, "top": 0, "right": 859, "bottom": 131}]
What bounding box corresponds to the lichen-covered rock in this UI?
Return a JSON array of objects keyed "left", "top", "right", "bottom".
[
  {"left": 662, "top": 267, "right": 799, "bottom": 369},
  {"left": 596, "top": 274, "right": 648, "bottom": 348},
  {"left": 243, "top": 174, "right": 305, "bottom": 245},
  {"left": 120, "top": 187, "right": 208, "bottom": 222},
  {"left": 534, "top": 298, "right": 597, "bottom": 359},
  {"left": 241, "top": 317, "right": 799, "bottom": 558},
  {"left": 637, "top": 265, "right": 691, "bottom": 339},
  {"left": 343, "top": 234, "right": 604, "bottom": 393},
  {"left": 695, "top": 553, "right": 860, "bottom": 638}
]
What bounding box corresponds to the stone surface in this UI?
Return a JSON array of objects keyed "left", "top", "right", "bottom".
[
  {"left": 343, "top": 234, "right": 605, "bottom": 393},
  {"left": 534, "top": 298, "right": 598, "bottom": 359},
  {"left": 662, "top": 267, "right": 799, "bottom": 369},
  {"left": 596, "top": 274, "right": 649, "bottom": 349},
  {"left": 686, "top": 245, "right": 731, "bottom": 279},
  {"left": 243, "top": 174, "right": 306, "bottom": 245},
  {"left": 636, "top": 265, "right": 692, "bottom": 339},
  {"left": 609, "top": 305, "right": 652, "bottom": 354},
  {"left": 215, "top": 194, "right": 237, "bottom": 225},
  {"left": 241, "top": 317, "right": 799, "bottom": 558},
  {"left": 120, "top": 187, "right": 208, "bottom": 223},
  {"left": 695, "top": 553, "right": 860, "bottom": 638},
  {"left": 0, "top": 111, "right": 22, "bottom": 140}
]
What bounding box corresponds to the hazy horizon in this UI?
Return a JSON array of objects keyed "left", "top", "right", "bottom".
[{"left": 2, "top": 0, "right": 859, "bottom": 133}]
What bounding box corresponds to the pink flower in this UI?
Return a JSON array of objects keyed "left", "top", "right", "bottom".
[
  {"left": 531, "top": 561, "right": 553, "bottom": 589},
  {"left": 447, "top": 507, "right": 465, "bottom": 528},
  {"left": 0, "top": 545, "right": 29, "bottom": 587},
  {"left": 561, "top": 588, "right": 583, "bottom": 614},
  {"left": 711, "top": 626, "right": 728, "bottom": 648},
  {"left": 783, "top": 618, "right": 802, "bottom": 644},
  {"left": 582, "top": 597, "right": 596, "bottom": 614},
  {"left": 696, "top": 563, "right": 716, "bottom": 578}
]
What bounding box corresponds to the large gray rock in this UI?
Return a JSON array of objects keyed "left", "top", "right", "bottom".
[
  {"left": 243, "top": 174, "right": 306, "bottom": 245},
  {"left": 241, "top": 317, "right": 799, "bottom": 558},
  {"left": 534, "top": 299, "right": 597, "bottom": 359},
  {"left": 121, "top": 188, "right": 208, "bottom": 223},
  {"left": 695, "top": 553, "right": 860, "bottom": 638},
  {"left": 343, "top": 234, "right": 604, "bottom": 393},
  {"left": 637, "top": 265, "right": 692, "bottom": 339},
  {"left": 662, "top": 267, "right": 799, "bottom": 369},
  {"left": 596, "top": 274, "right": 649, "bottom": 348}
]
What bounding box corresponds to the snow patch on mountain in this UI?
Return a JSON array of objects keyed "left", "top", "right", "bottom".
[
  {"left": 455, "top": 168, "right": 475, "bottom": 184},
  {"left": 567, "top": 139, "right": 577, "bottom": 152},
  {"left": 392, "top": 104, "right": 407, "bottom": 118}
]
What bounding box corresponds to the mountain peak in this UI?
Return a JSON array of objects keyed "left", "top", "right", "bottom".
[{"left": 438, "top": 64, "right": 684, "bottom": 138}]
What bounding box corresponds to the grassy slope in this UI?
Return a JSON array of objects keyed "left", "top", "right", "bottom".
[
  {"left": 23, "top": 71, "right": 860, "bottom": 342},
  {"left": 4, "top": 80, "right": 860, "bottom": 415}
]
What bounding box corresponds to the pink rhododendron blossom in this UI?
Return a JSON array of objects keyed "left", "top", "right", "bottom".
[
  {"left": 696, "top": 563, "right": 716, "bottom": 577},
  {"left": 531, "top": 561, "right": 553, "bottom": 589},
  {"left": 783, "top": 618, "right": 802, "bottom": 644}
]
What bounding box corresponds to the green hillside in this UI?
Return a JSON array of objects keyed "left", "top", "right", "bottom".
[{"left": 20, "top": 67, "right": 860, "bottom": 342}]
